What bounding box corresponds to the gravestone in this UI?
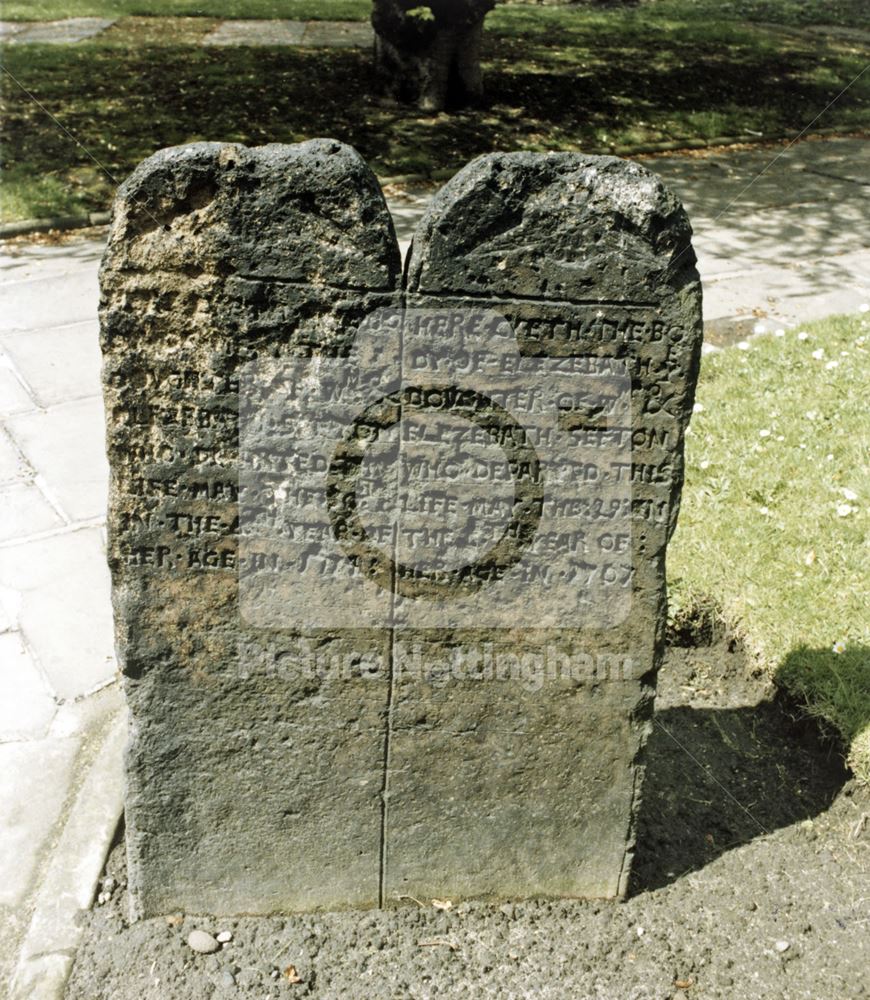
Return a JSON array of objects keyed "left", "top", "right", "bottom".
[
  {"left": 389, "top": 153, "right": 703, "bottom": 900},
  {"left": 101, "top": 142, "right": 701, "bottom": 917},
  {"left": 101, "top": 140, "right": 402, "bottom": 917}
]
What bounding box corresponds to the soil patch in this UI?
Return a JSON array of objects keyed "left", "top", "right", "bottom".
[{"left": 65, "top": 640, "right": 867, "bottom": 1000}]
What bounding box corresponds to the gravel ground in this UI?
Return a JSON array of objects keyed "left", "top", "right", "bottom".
[{"left": 66, "top": 637, "right": 868, "bottom": 1000}]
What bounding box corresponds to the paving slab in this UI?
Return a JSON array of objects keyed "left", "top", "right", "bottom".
[
  {"left": 10, "top": 708, "right": 125, "bottom": 1000},
  {"left": 302, "top": 20, "right": 374, "bottom": 48},
  {"left": 3, "top": 18, "right": 115, "bottom": 46},
  {"left": 703, "top": 255, "right": 870, "bottom": 332},
  {"left": 646, "top": 139, "right": 870, "bottom": 328},
  {"left": 0, "top": 631, "right": 57, "bottom": 740},
  {"left": 0, "top": 239, "right": 103, "bottom": 284},
  {"left": 0, "top": 362, "right": 36, "bottom": 417},
  {"left": 0, "top": 593, "right": 12, "bottom": 632},
  {"left": 0, "top": 429, "right": 29, "bottom": 484},
  {"left": 647, "top": 140, "right": 870, "bottom": 215},
  {"left": 0, "top": 320, "right": 102, "bottom": 407},
  {"left": 202, "top": 18, "right": 373, "bottom": 48},
  {"left": 0, "top": 481, "right": 63, "bottom": 543},
  {"left": 0, "top": 736, "right": 79, "bottom": 907},
  {"left": 203, "top": 19, "right": 306, "bottom": 46},
  {"left": 0, "top": 527, "right": 115, "bottom": 700},
  {"left": 5, "top": 397, "right": 108, "bottom": 522},
  {"left": 0, "top": 266, "right": 100, "bottom": 334}
]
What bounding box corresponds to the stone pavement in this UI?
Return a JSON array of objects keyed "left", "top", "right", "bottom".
[
  {"left": 0, "top": 18, "right": 115, "bottom": 45},
  {"left": 202, "top": 19, "right": 374, "bottom": 48},
  {"left": 0, "top": 237, "right": 125, "bottom": 999},
  {"left": 0, "top": 16, "right": 374, "bottom": 48},
  {"left": 0, "top": 135, "right": 867, "bottom": 998}
]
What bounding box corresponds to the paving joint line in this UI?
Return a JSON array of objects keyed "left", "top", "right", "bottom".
[{"left": 0, "top": 516, "right": 106, "bottom": 550}]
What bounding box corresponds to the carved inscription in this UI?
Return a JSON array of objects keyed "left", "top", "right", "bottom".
[{"left": 102, "top": 144, "right": 702, "bottom": 916}]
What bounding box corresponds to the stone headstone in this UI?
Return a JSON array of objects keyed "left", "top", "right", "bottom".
[
  {"left": 101, "top": 140, "right": 401, "bottom": 917},
  {"left": 102, "top": 143, "right": 701, "bottom": 917},
  {"left": 387, "top": 152, "right": 703, "bottom": 900}
]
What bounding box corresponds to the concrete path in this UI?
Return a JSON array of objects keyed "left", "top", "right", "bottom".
[
  {"left": 0, "top": 16, "right": 374, "bottom": 48},
  {"left": 0, "top": 18, "right": 115, "bottom": 45},
  {"left": 0, "top": 135, "right": 867, "bottom": 998},
  {"left": 203, "top": 19, "right": 374, "bottom": 48},
  {"left": 0, "top": 240, "right": 124, "bottom": 997},
  {"left": 645, "top": 138, "right": 870, "bottom": 343}
]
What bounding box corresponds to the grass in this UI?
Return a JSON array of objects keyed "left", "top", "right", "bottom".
[
  {"left": 2, "top": 0, "right": 869, "bottom": 27},
  {"left": 2, "top": 2, "right": 868, "bottom": 223},
  {"left": 669, "top": 315, "right": 870, "bottom": 783}
]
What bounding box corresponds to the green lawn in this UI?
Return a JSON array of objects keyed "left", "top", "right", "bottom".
[
  {"left": 2, "top": 1, "right": 868, "bottom": 223},
  {"left": 670, "top": 315, "right": 870, "bottom": 783},
  {"left": 2, "top": 0, "right": 869, "bottom": 27}
]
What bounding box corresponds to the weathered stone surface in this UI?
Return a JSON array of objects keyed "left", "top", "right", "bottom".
[
  {"left": 101, "top": 140, "right": 401, "bottom": 918},
  {"left": 103, "top": 143, "right": 701, "bottom": 916},
  {"left": 385, "top": 152, "right": 703, "bottom": 901}
]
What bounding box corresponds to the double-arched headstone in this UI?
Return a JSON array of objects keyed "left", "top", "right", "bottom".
[{"left": 101, "top": 140, "right": 702, "bottom": 917}]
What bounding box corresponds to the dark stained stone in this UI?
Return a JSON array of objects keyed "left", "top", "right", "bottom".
[
  {"left": 101, "top": 140, "right": 401, "bottom": 918},
  {"left": 386, "top": 152, "right": 703, "bottom": 901},
  {"left": 101, "top": 144, "right": 701, "bottom": 916}
]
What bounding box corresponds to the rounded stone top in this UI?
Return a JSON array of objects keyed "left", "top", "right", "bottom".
[
  {"left": 406, "top": 152, "right": 696, "bottom": 303},
  {"left": 102, "top": 139, "right": 401, "bottom": 290}
]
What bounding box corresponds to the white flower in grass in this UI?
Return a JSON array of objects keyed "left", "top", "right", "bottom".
[
  {"left": 759, "top": 428, "right": 771, "bottom": 438},
  {"left": 737, "top": 340, "right": 750, "bottom": 350},
  {"left": 805, "top": 410, "right": 817, "bottom": 421},
  {"left": 859, "top": 303, "right": 869, "bottom": 313},
  {"left": 700, "top": 459, "right": 710, "bottom": 470},
  {"left": 759, "top": 506, "right": 770, "bottom": 515},
  {"left": 797, "top": 331, "right": 809, "bottom": 341},
  {"left": 775, "top": 328, "right": 785, "bottom": 337},
  {"left": 811, "top": 348, "right": 824, "bottom": 360},
  {"left": 753, "top": 323, "right": 766, "bottom": 334},
  {"left": 836, "top": 503, "right": 854, "bottom": 517},
  {"left": 832, "top": 641, "right": 846, "bottom": 654},
  {"left": 825, "top": 360, "right": 839, "bottom": 370},
  {"left": 693, "top": 402, "right": 704, "bottom": 413},
  {"left": 841, "top": 488, "right": 858, "bottom": 501}
]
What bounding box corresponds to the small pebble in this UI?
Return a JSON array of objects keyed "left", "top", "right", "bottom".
[
  {"left": 775, "top": 940, "right": 790, "bottom": 953},
  {"left": 216, "top": 930, "right": 233, "bottom": 943},
  {"left": 188, "top": 929, "right": 220, "bottom": 954},
  {"left": 219, "top": 968, "right": 236, "bottom": 988}
]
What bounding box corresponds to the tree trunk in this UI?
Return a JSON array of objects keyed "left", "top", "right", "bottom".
[{"left": 371, "top": 1, "right": 494, "bottom": 111}]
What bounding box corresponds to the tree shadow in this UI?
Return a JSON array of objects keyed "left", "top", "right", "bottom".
[{"left": 630, "top": 643, "right": 850, "bottom": 895}]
